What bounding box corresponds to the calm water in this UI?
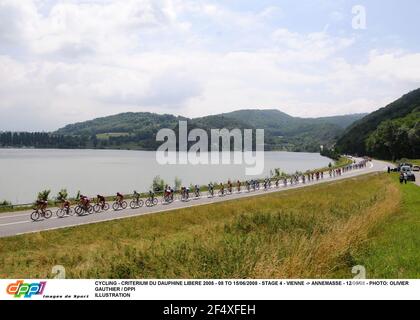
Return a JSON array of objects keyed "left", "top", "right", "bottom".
[{"left": 0, "top": 149, "right": 330, "bottom": 204}]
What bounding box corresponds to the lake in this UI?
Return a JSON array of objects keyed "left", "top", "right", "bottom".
[{"left": 0, "top": 149, "right": 331, "bottom": 204}]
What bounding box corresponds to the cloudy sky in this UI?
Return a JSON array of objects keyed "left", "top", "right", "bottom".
[{"left": 1, "top": 0, "right": 420, "bottom": 131}]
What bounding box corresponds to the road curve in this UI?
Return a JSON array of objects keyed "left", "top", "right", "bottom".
[{"left": 0, "top": 159, "right": 391, "bottom": 238}]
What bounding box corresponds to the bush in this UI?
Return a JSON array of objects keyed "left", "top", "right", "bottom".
[
  {"left": 56, "top": 189, "right": 68, "bottom": 202},
  {"left": 152, "top": 176, "right": 165, "bottom": 192},
  {"left": 320, "top": 147, "right": 340, "bottom": 160},
  {"left": 174, "top": 177, "right": 182, "bottom": 191},
  {"left": 37, "top": 190, "right": 51, "bottom": 202}
]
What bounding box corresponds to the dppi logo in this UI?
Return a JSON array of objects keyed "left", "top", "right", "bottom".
[{"left": 6, "top": 280, "right": 46, "bottom": 298}]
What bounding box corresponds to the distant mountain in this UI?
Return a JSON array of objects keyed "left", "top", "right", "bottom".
[
  {"left": 220, "top": 109, "right": 365, "bottom": 130},
  {"left": 336, "top": 88, "right": 420, "bottom": 159},
  {"left": 195, "top": 110, "right": 367, "bottom": 151},
  {"left": 55, "top": 109, "right": 366, "bottom": 152}
]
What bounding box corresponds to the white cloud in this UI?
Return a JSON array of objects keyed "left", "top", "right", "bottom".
[
  {"left": 272, "top": 28, "right": 355, "bottom": 62},
  {"left": 0, "top": 0, "right": 419, "bottom": 131}
]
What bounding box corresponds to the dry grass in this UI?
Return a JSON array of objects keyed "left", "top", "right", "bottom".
[{"left": 254, "top": 182, "right": 400, "bottom": 278}]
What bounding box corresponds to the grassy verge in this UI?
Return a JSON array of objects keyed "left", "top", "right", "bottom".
[
  {"left": 394, "top": 159, "right": 420, "bottom": 166},
  {"left": 335, "top": 173, "right": 419, "bottom": 278},
  {"left": 0, "top": 172, "right": 405, "bottom": 279}
]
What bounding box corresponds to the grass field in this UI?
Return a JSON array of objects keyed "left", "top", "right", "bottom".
[
  {"left": 345, "top": 174, "right": 420, "bottom": 278},
  {"left": 2, "top": 172, "right": 417, "bottom": 279}
]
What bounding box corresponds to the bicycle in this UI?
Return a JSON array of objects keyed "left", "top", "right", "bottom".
[
  {"left": 31, "top": 208, "right": 53, "bottom": 221},
  {"left": 112, "top": 200, "right": 128, "bottom": 211},
  {"left": 75, "top": 203, "right": 94, "bottom": 215},
  {"left": 207, "top": 189, "right": 215, "bottom": 198},
  {"left": 130, "top": 198, "right": 145, "bottom": 208},
  {"left": 56, "top": 205, "right": 74, "bottom": 218},
  {"left": 161, "top": 193, "right": 174, "bottom": 205},
  {"left": 145, "top": 197, "right": 158, "bottom": 207},
  {"left": 94, "top": 202, "right": 110, "bottom": 213},
  {"left": 181, "top": 192, "right": 190, "bottom": 202}
]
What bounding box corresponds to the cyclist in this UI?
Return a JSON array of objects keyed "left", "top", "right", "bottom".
[
  {"left": 227, "top": 180, "right": 233, "bottom": 194},
  {"left": 133, "top": 190, "right": 140, "bottom": 201},
  {"left": 246, "top": 180, "right": 251, "bottom": 191},
  {"left": 219, "top": 183, "right": 225, "bottom": 196},
  {"left": 63, "top": 198, "right": 71, "bottom": 209},
  {"left": 194, "top": 184, "right": 200, "bottom": 197},
  {"left": 148, "top": 190, "right": 155, "bottom": 201},
  {"left": 208, "top": 183, "right": 214, "bottom": 196},
  {"left": 116, "top": 192, "right": 124, "bottom": 204},
  {"left": 163, "top": 187, "right": 170, "bottom": 201},
  {"left": 264, "top": 178, "right": 269, "bottom": 190},
  {"left": 97, "top": 194, "right": 106, "bottom": 209},
  {"left": 237, "top": 180, "right": 241, "bottom": 193},
  {"left": 36, "top": 199, "right": 48, "bottom": 213},
  {"left": 79, "top": 194, "right": 88, "bottom": 208},
  {"left": 170, "top": 186, "right": 175, "bottom": 200}
]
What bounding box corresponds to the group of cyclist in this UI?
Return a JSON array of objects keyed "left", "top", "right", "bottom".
[{"left": 33, "top": 159, "right": 369, "bottom": 220}]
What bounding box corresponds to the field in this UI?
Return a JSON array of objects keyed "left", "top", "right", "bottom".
[
  {"left": 347, "top": 174, "right": 420, "bottom": 278},
  {"left": 0, "top": 172, "right": 418, "bottom": 279},
  {"left": 410, "top": 159, "right": 420, "bottom": 166}
]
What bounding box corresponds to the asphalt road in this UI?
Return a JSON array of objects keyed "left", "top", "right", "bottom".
[{"left": 0, "top": 159, "right": 391, "bottom": 238}]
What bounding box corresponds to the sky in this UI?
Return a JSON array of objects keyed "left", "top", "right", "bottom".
[{"left": 0, "top": 0, "right": 420, "bottom": 131}]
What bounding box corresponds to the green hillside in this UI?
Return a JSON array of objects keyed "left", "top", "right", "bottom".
[
  {"left": 336, "top": 89, "right": 420, "bottom": 160},
  {"left": 54, "top": 109, "right": 366, "bottom": 152}
]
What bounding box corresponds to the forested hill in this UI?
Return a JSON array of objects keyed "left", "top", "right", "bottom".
[
  {"left": 336, "top": 88, "right": 420, "bottom": 160},
  {"left": 52, "top": 109, "right": 366, "bottom": 152}
]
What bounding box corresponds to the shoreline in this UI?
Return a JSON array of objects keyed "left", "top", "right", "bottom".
[{"left": 0, "top": 156, "right": 351, "bottom": 213}]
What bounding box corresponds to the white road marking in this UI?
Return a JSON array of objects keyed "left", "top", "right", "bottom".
[
  {"left": 0, "top": 212, "right": 31, "bottom": 219},
  {"left": 0, "top": 220, "right": 31, "bottom": 227}
]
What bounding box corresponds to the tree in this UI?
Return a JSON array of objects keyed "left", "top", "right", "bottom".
[
  {"left": 37, "top": 190, "right": 51, "bottom": 202},
  {"left": 152, "top": 176, "right": 165, "bottom": 192},
  {"left": 174, "top": 177, "right": 182, "bottom": 191},
  {"left": 56, "top": 189, "right": 68, "bottom": 202}
]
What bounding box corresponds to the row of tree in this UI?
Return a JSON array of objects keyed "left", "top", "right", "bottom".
[
  {"left": 366, "top": 120, "right": 420, "bottom": 161},
  {"left": 0, "top": 132, "right": 89, "bottom": 148}
]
